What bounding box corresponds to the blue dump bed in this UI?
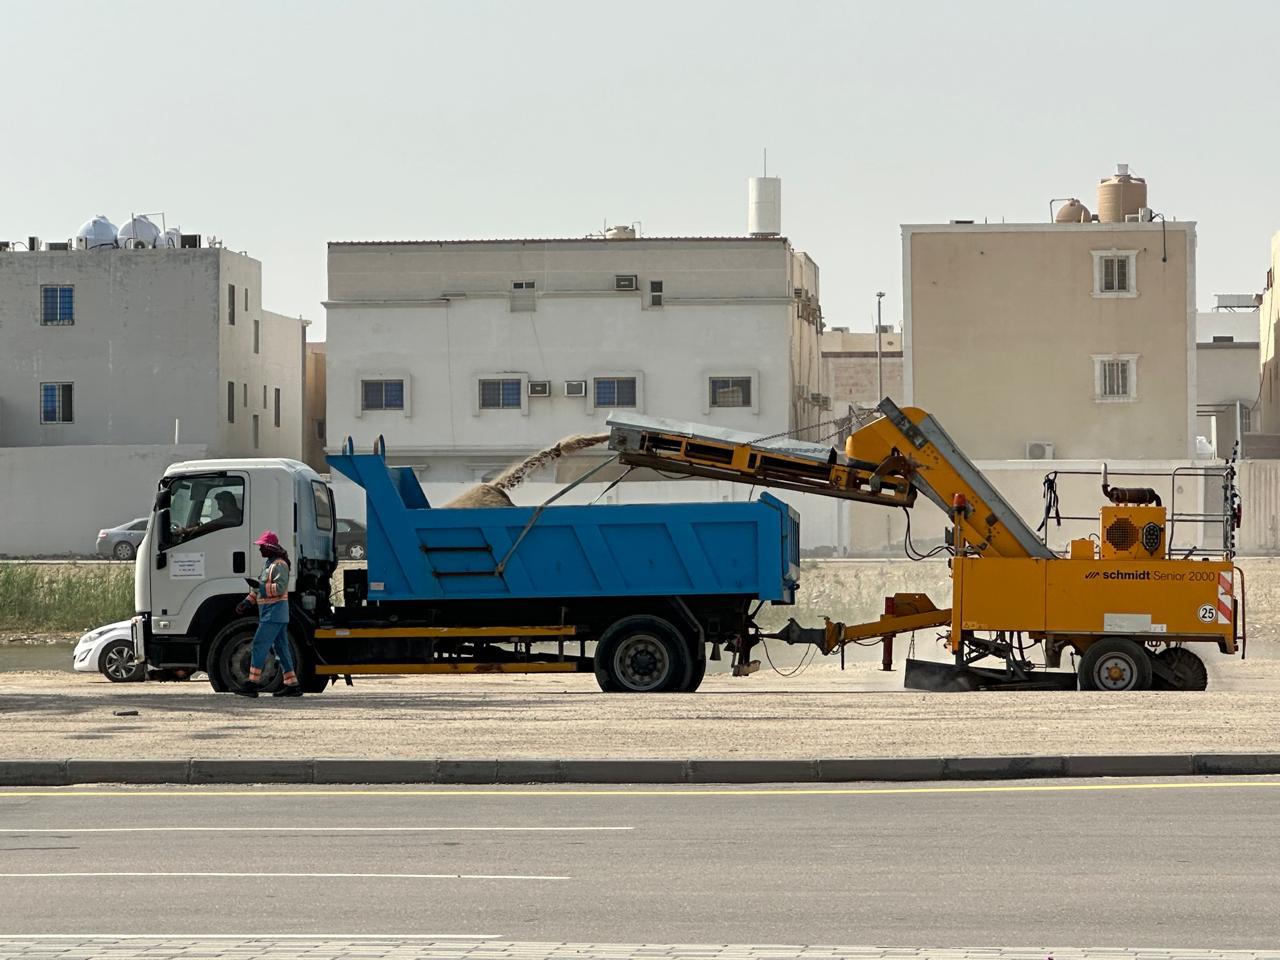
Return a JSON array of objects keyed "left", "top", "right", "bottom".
[{"left": 329, "top": 450, "right": 800, "bottom": 605}]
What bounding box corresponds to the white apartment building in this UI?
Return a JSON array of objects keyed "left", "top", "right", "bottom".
[
  {"left": 325, "top": 233, "right": 824, "bottom": 486},
  {"left": 1195, "top": 294, "right": 1259, "bottom": 458},
  {"left": 0, "top": 217, "right": 307, "bottom": 555}
]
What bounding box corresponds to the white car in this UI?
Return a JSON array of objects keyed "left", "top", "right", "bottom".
[{"left": 72, "top": 621, "right": 145, "bottom": 682}]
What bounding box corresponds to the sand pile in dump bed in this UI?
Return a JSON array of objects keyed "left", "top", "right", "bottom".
[{"left": 443, "top": 433, "right": 609, "bottom": 508}]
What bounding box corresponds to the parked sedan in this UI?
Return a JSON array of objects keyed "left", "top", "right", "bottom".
[
  {"left": 96, "top": 517, "right": 148, "bottom": 560},
  {"left": 336, "top": 518, "right": 367, "bottom": 560},
  {"left": 72, "top": 621, "right": 144, "bottom": 682}
]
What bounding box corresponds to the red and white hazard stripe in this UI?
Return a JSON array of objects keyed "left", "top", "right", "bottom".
[{"left": 1217, "top": 571, "right": 1233, "bottom": 625}]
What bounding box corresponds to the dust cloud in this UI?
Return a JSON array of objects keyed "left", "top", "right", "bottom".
[{"left": 442, "top": 433, "right": 609, "bottom": 508}]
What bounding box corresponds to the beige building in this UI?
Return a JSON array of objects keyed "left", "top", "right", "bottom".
[
  {"left": 1195, "top": 296, "right": 1259, "bottom": 458},
  {"left": 1255, "top": 233, "right": 1280, "bottom": 437},
  {"left": 303, "top": 342, "right": 327, "bottom": 472},
  {"left": 821, "top": 327, "right": 903, "bottom": 411},
  {"left": 903, "top": 215, "right": 1196, "bottom": 461}
]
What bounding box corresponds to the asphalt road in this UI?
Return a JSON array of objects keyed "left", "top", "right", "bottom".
[{"left": 0, "top": 778, "right": 1277, "bottom": 949}]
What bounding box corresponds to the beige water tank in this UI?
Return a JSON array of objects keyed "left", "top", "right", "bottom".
[
  {"left": 1055, "top": 198, "right": 1091, "bottom": 223},
  {"left": 1097, "top": 163, "right": 1148, "bottom": 222}
]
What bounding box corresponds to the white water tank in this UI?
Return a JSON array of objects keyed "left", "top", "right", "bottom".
[
  {"left": 605, "top": 225, "right": 636, "bottom": 240},
  {"left": 156, "top": 227, "right": 183, "bottom": 249},
  {"left": 117, "top": 215, "right": 161, "bottom": 248},
  {"left": 75, "top": 215, "right": 119, "bottom": 249},
  {"left": 748, "top": 176, "right": 781, "bottom": 236}
]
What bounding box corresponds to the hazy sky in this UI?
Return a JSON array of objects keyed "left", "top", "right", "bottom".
[{"left": 3, "top": 1, "right": 1275, "bottom": 340}]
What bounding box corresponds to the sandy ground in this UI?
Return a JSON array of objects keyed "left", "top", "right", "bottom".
[{"left": 3, "top": 655, "right": 1279, "bottom": 761}]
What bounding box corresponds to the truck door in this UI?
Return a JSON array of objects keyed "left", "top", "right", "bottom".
[{"left": 152, "top": 472, "right": 250, "bottom": 631}]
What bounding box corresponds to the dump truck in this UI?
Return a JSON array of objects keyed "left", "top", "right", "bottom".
[
  {"left": 132, "top": 438, "right": 798, "bottom": 694},
  {"left": 131, "top": 399, "right": 1243, "bottom": 694}
]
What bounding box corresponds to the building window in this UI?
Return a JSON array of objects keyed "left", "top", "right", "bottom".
[
  {"left": 274, "top": 387, "right": 281, "bottom": 428},
  {"left": 227, "top": 381, "right": 235, "bottom": 423},
  {"left": 245, "top": 286, "right": 250, "bottom": 311},
  {"left": 316, "top": 418, "right": 327, "bottom": 441},
  {"left": 39, "top": 382, "right": 73, "bottom": 423},
  {"left": 594, "top": 376, "right": 637, "bottom": 408},
  {"left": 40, "top": 285, "right": 74, "bottom": 325},
  {"left": 1092, "top": 251, "right": 1137, "bottom": 297},
  {"left": 243, "top": 383, "right": 248, "bottom": 407},
  {"left": 1212, "top": 335, "right": 1234, "bottom": 343},
  {"left": 1242, "top": 407, "right": 1253, "bottom": 433},
  {"left": 649, "top": 280, "right": 664, "bottom": 307},
  {"left": 253, "top": 317, "right": 260, "bottom": 354},
  {"left": 1093, "top": 355, "right": 1138, "bottom": 402},
  {"left": 263, "top": 385, "right": 268, "bottom": 407},
  {"left": 362, "top": 379, "right": 405, "bottom": 411},
  {"left": 252, "top": 414, "right": 260, "bottom": 450},
  {"left": 709, "top": 376, "right": 752, "bottom": 408},
  {"left": 479, "top": 378, "right": 522, "bottom": 410},
  {"left": 510, "top": 280, "right": 536, "bottom": 313},
  {"left": 229, "top": 284, "right": 236, "bottom": 325}
]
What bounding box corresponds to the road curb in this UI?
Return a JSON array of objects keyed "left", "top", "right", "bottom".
[{"left": 3, "top": 753, "right": 1280, "bottom": 786}]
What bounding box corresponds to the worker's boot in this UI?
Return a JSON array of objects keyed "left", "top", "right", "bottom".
[
  {"left": 233, "top": 681, "right": 259, "bottom": 699},
  {"left": 273, "top": 684, "right": 303, "bottom": 698}
]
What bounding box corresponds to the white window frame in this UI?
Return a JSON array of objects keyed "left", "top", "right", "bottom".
[
  {"left": 702, "top": 370, "right": 760, "bottom": 414},
  {"left": 354, "top": 372, "right": 412, "bottom": 419},
  {"left": 1092, "top": 354, "right": 1138, "bottom": 403},
  {"left": 1091, "top": 249, "right": 1138, "bottom": 299},
  {"left": 473, "top": 372, "right": 529, "bottom": 416},
  {"left": 585, "top": 371, "right": 644, "bottom": 414}
]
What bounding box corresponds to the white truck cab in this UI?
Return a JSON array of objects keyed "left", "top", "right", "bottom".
[{"left": 134, "top": 458, "right": 336, "bottom": 691}]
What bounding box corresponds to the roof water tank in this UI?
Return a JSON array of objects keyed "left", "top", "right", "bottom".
[
  {"left": 1054, "top": 199, "right": 1091, "bottom": 223},
  {"left": 75, "top": 215, "right": 118, "bottom": 249},
  {"left": 1097, "top": 165, "right": 1148, "bottom": 223},
  {"left": 117, "top": 215, "right": 161, "bottom": 248},
  {"left": 748, "top": 176, "right": 781, "bottom": 237},
  {"left": 605, "top": 225, "right": 636, "bottom": 240}
]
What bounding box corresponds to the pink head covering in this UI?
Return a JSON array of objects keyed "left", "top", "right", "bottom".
[{"left": 254, "top": 530, "right": 281, "bottom": 550}]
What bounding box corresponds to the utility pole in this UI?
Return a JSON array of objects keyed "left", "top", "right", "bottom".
[{"left": 875, "top": 291, "right": 885, "bottom": 401}]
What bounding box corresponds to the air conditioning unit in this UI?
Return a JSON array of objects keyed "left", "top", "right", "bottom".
[
  {"left": 180, "top": 233, "right": 201, "bottom": 249},
  {"left": 1026, "top": 440, "right": 1055, "bottom": 460},
  {"left": 564, "top": 380, "right": 587, "bottom": 398},
  {"left": 527, "top": 380, "right": 551, "bottom": 398},
  {"left": 820, "top": 395, "right": 832, "bottom": 411},
  {"left": 46, "top": 241, "right": 70, "bottom": 252},
  {"left": 614, "top": 275, "right": 638, "bottom": 291},
  {"left": 809, "top": 392, "right": 823, "bottom": 405}
]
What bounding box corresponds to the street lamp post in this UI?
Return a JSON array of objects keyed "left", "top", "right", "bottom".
[{"left": 875, "top": 291, "right": 885, "bottom": 401}]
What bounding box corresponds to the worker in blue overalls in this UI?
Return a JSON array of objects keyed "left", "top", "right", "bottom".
[{"left": 234, "top": 530, "right": 302, "bottom": 698}]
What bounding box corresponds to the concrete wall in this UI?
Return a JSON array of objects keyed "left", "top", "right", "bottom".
[
  {"left": 904, "top": 222, "right": 1196, "bottom": 460},
  {"left": 821, "top": 329, "right": 904, "bottom": 409},
  {"left": 0, "top": 443, "right": 206, "bottom": 557},
  {"left": 326, "top": 238, "right": 823, "bottom": 479},
  {"left": 1257, "top": 233, "right": 1280, "bottom": 435}
]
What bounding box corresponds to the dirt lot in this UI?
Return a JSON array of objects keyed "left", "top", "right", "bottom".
[{"left": 3, "top": 654, "right": 1279, "bottom": 761}]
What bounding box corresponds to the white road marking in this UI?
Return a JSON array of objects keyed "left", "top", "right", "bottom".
[
  {"left": 0, "top": 871, "right": 568, "bottom": 881},
  {"left": 0, "top": 825, "right": 630, "bottom": 834}
]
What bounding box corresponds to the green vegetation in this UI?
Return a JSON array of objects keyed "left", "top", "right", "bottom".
[{"left": 0, "top": 564, "right": 134, "bottom": 633}]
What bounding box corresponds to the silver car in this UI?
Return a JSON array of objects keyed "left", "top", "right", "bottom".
[{"left": 96, "top": 517, "right": 148, "bottom": 560}]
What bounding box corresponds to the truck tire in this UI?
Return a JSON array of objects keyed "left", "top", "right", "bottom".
[
  {"left": 594, "top": 615, "right": 692, "bottom": 693},
  {"left": 1077, "top": 638, "right": 1152, "bottom": 692},
  {"left": 1152, "top": 646, "right": 1209, "bottom": 691},
  {"left": 679, "top": 656, "right": 707, "bottom": 692},
  {"left": 208, "top": 618, "right": 299, "bottom": 695}
]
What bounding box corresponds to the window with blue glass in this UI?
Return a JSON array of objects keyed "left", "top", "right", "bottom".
[
  {"left": 40, "top": 285, "right": 74, "bottom": 325},
  {"left": 593, "top": 376, "right": 637, "bottom": 408},
  {"left": 40, "top": 383, "right": 74, "bottom": 423},
  {"left": 361, "top": 379, "right": 405, "bottom": 411},
  {"left": 479, "top": 378, "right": 522, "bottom": 410}
]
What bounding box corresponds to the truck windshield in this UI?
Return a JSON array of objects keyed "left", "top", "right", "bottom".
[{"left": 166, "top": 475, "right": 245, "bottom": 547}]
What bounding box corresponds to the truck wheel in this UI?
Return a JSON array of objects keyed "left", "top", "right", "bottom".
[
  {"left": 1152, "top": 647, "right": 1209, "bottom": 691},
  {"left": 1078, "top": 638, "right": 1152, "bottom": 691},
  {"left": 209, "top": 619, "right": 286, "bottom": 694},
  {"left": 594, "top": 615, "right": 691, "bottom": 693},
  {"left": 679, "top": 656, "right": 707, "bottom": 692}
]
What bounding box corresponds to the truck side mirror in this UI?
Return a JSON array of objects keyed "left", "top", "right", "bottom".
[{"left": 156, "top": 508, "right": 172, "bottom": 550}]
